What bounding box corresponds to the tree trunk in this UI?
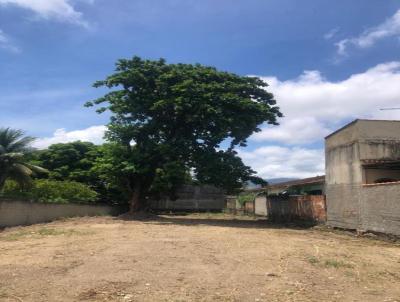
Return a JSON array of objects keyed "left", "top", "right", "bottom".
[
  {"left": 129, "top": 181, "right": 143, "bottom": 213},
  {"left": 0, "top": 175, "right": 6, "bottom": 192}
]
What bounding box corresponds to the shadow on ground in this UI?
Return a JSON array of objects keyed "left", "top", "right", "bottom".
[{"left": 115, "top": 212, "right": 317, "bottom": 230}]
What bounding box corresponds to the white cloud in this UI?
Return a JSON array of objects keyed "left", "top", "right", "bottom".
[
  {"left": 253, "top": 61, "right": 400, "bottom": 145},
  {"left": 252, "top": 117, "right": 331, "bottom": 145},
  {"left": 324, "top": 27, "right": 339, "bottom": 40},
  {"left": 0, "top": 0, "right": 91, "bottom": 28},
  {"left": 238, "top": 146, "right": 325, "bottom": 179},
  {"left": 33, "top": 125, "right": 106, "bottom": 149},
  {"left": 336, "top": 9, "right": 400, "bottom": 55},
  {"left": 0, "top": 29, "right": 20, "bottom": 53}
]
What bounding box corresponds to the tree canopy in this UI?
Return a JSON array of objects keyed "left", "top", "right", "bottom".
[
  {"left": 86, "top": 56, "right": 281, "bottom": 212},
  {"left": 29, "top": 141, "right": 125, "bottom": 203},
  {"left": 32, "top": 141, "right": 101, "bottom": 183}
]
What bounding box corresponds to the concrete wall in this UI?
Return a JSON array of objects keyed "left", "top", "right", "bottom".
[
  {"left": 326, "top": 183, "right": 400, "bottom": 235},
  {"left": 225, "top": 196, "right": 237, "bottom": 214},
  {"left": 356, "top": 120, "right": 400, "bottom": 141},
  {"left": 359, "top": 140, "right": 400, "bottom": 161},
  {"left": 325, "top": 141, "right": 362, "bottom": 185},
  {"left": 360, "top": 183, "right": 400, "bottom": 235},
  {"left": 0, "top": 199, "right": 121, "bottom": 228},
  {"left": 244, "top": 200, "right": 254, "bottom": 214},
  {"left": 255, "top": 195, "right": 267, "bottom": 216},
  {"left": 224, "top": 196, "right": 246, "bottom": 215},
  {"left": 266, "top": 195, "right": 326, "bottom": 223},
  {"left": 325, "top": 135, "right": 363, "bottom": 229},
  {"left": 149, "top": 185, "right": 225, "bottom": 211},
  {"left": 325, "top": 119, "right": 400, "bottom": 235},
  {"left": 325, "top": 184, "right": 361, "bottom": 229}
]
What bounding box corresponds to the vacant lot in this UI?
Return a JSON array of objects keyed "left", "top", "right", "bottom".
[{"left": 0, "top": 214, "right": 399, "bottom": 302}]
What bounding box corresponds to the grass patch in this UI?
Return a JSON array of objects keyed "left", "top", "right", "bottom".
[
  {"left": 0, "top": 227, "right": 91, "bottom": 241},
  {"left": 306, "top": 255, "right": 320, "bottom": 265},
  {"left": 344, "top": 270, "right": 356, "bottom": 278},
  {"left": 1, "top": 230, "right": 32, "bottom": 241},
  {"left": 324, "top": 259, "right": 354, "bottom": 269},
  {"left": 37, "top": 228, "right": 78, "bottom": 236},
  {"left": 305, "top": 255, "right": 354, "bottom": 269}
]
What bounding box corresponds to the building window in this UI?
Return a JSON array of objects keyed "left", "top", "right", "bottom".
[
  {"left": 363, "top": 161, "right": 400, "bottom": 184},
  {"left": 374, "top": 178, "right": 397, "bottom": 184}
]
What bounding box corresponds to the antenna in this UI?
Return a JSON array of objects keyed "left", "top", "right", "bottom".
[{"left": 380, "top": 108, "right": 400, "bottom": 111}]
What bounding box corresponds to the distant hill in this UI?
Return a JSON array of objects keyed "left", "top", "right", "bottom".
[{"left": 267, "top": 178, "right": 298, "bottom": 185}]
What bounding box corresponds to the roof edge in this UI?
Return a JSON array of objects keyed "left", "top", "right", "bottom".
[
  {"left": 325, "top": 119, "right": 400, "bottom": 140},
  {"left": 325, "top": 119, "right": 359, "bottom": 140},
  {"left": 268, "top": 175, "right": 325, "bottom": 188}
]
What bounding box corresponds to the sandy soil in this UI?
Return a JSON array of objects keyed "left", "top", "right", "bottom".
[{"left": 0, "top": 213, "right": 399, "bottom": 302}]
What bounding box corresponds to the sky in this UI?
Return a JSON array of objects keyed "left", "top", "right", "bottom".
[{"left": 1, "top": 0, "right": 400, "bottom": 180}]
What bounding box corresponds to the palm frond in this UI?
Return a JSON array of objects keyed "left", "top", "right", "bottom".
[
  {"left": 11, "top": 163, "right": 33, "bottom": 176},
  {"left": 0, "top": 152, "right": 25, "bottom": 161},
  {"left": 0, "top": 127, "right": 40, "bottom": 190},
  {"left": 25, "top": 163, "right": 49, "bottom": 175},
  {"left": 7, "top": 136, "right": 36, "bottom": 153},
  {"left": 0, "top": 128, "right": 35, "bottom": 153}
]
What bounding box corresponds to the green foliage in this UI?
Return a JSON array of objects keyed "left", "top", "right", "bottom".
[
  {"left": 306, "top": 255, "right": 320, "bottom": 265},
  {"left": 237, "top": 192, "right": 257, "bottom": 206},
  {"left": 0, "top": 127, "right": 47, "bottom": 190},
  {"left": 305, "top": 255, "right": 354, "bottom": 269},
  {"left": 86, "top": 56, "right": 282, "bottom": 210},
  {"left": 1, "top": 179, "right": 98, "bottom": 204},
  {"left": 32, "top": 141, "right": 100, "bottom": 183},
  {"left": 30, "top": 141, "right": 124, "bottom": 203},
  {"left": 90, "top": 143, "right": 134, "bottom": 202},
  {"left": 33, "top": 141, "right": 99, "bottom": 180}
]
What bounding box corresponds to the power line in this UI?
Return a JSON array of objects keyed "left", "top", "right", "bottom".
[{"left": 380, "top": 108, "right": 400, "bottom": 111}]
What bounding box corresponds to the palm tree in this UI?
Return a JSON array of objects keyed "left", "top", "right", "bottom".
[{"left": 0, "top": 128, "right": 46, "bottom": 191}]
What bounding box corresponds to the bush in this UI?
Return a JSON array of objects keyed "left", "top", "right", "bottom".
[
  {"left": 1, "top": 179, "right": 98, "bottom": 204},
  {"left": 237, "top": 192, "right": 257, "bottom": 206}
]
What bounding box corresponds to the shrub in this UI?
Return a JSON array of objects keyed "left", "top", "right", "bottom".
[
  {"left": 237, "top": 192, "right": 257, "bottom": 206},
  {"left": 1, "top": 179, "right": 98, "bottom": 204}
]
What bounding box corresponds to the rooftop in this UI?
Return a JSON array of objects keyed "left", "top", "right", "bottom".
[
  {"left": 325, "top": 119, "right": 400, "bottom": 140},
  {"left": 268, "top": 175, "right": 325, "bottom": 189}
]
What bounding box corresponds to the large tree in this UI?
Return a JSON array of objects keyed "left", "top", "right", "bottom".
[
  {"left": 0, "top": 128, "right": 46, "bottom": 191},
  {"left": 86, "top": 56, "right": 281, "bottom": 212}
]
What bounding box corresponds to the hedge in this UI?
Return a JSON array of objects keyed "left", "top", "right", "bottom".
[{"left": 0, "top": 179, "right": 98, "bottom": 204}]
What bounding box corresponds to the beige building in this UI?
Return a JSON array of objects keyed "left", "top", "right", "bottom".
[{"left": 325, "top": 119, "right": 400, "bottom": 235}]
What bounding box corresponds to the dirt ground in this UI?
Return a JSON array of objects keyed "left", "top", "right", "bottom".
[{"left": 0, "top": 214, "right": 400, "bottom": 302}]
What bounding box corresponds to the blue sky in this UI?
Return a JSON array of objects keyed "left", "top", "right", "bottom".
[{"left": 1, "top": 0, "right": 400, "bottom": 179}]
